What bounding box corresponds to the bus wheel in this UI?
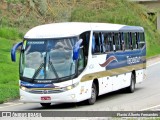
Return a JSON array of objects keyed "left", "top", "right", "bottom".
[
  {"left": 127, "top": 73, "right": 135, "bottom": 93},
  {"left": 86, "top": 83, "right": 97, "bottom": 105},
  {"left": 40, "top": 103, "right": 51, "bottom": 107}
]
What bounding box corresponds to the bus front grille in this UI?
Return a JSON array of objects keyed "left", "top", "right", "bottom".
[{"left": 28, "top": 90, "right": 63, "bottom": 94}]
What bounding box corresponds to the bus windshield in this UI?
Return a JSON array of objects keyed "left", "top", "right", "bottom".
[{"left": 20, "top": 37, "right": 77, "bottom": 82}]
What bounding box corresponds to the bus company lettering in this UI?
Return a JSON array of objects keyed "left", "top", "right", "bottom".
[
  {"left": 28, "top": 41, "right": 44, "bottom": 45},
  {"left": 127, "top": 56, "right": 141, "bottom": 65}
]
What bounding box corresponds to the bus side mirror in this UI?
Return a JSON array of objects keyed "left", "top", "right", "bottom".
[
  {"left": 73, "top": 39, "right": 83, "bottom": 61},
  {"left": 11, "top": 42, "right": 23, "bottom": 62}
]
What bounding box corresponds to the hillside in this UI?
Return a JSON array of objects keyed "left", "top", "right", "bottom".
[
  {"left": 1, "top": 0, "right": 160, "bottom": 56},
  {"left": 0, "top": 0, "right": 160, "bottom": 103},
  {"left": 70, "top": 0, "right": 160, "bottom": 57}
]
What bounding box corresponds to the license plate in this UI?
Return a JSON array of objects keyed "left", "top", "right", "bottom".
[{"left": 41, "top": 96, "right": 51, "bottom": 100}]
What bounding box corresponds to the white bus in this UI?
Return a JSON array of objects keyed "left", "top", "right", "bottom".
[{"left": 11, "top": 22, "right": 146, "bottom": 107}]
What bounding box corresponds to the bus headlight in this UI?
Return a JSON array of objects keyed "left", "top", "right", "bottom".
[
  {"left": 20, "top": 86, "right": 29, "bottom": 92},
  {"left": 61, "top": 82, "right": 79, "bottom": 91},
  {"left": 20, "top": 82, "right": 79, "bottom": 93}
]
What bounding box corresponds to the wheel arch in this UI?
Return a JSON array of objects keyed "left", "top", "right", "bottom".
[
  {"left": 92, "top": 78, "right": 99, "bottom": 96},
  {"left": 132, "top": 70, "right": 136, "bottom": 83}
]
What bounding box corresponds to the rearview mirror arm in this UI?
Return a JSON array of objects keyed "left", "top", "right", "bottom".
[{"left": 11, "top": 42, "right": 23, "bottom": 62}]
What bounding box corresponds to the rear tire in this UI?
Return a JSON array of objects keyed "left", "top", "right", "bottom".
[
  {"left": 40, "top": 103, "right": 51, "bottom": 107},
  {"left": 126, "top": 73, "right": 135, "bottom": 93},
  {"left": 86, "top": 83, "right": 97, "bottom": 105}
]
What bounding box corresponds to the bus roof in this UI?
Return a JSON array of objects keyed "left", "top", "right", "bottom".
[{"left": 24, "top": 22, "right": 144, "bottom": 39}]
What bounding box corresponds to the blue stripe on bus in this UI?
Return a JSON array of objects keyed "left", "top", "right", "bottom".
[
  {"left": 20, "top": 81, "right": 58, "bottom": 88},
  {"left": 99, "top": 46, "right": 146, "bottom": 70}
]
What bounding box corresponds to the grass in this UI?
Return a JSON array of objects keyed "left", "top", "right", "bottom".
[
  {"left": 0, "top": 84, "right": 19, "bottom": 104},
  {"left": 0, "top": 28, "right": 21, "bottom": 103},
  {"left": 0, "top": 27, "right": 23, "bottom": 40}
]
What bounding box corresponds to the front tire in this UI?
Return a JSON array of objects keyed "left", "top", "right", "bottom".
[
  {"left": 127, "top": 73, "right": 135, "bottom": 93},
  {"left": 86, "top": 83, "right": 97, "bottom": 105},
  {"left": 40, "top": 103, "right": 51, "bottom": 107}
]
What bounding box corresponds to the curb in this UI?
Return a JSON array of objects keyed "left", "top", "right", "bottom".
[{"left": 147, "top": 55, "right": 160, "bottom": 60}]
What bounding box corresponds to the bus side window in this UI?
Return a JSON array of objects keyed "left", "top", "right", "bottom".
[
  {"left": 92, "top": 32, "right": 105, "bottom": 54},
  {"left": 136, "top": 32, "right": 139, "bottom": 49},
  {"left": 138, "top": 32, "right": 145, "bottom": 49},
  {"left": 92, "top": 33, "right": 96, "bottom": 53},
  {"left": 93, "top": 32, "right": 101, "bottom": 53},
  {"left": 121, "top": 32, "right": 125, "bottom": 51},
  {"left": 79, "top": 31, "right": 90, "bottom": 68},
  {"left": 109, "top": 33, "right": 114, "bottom": 52},
  {"left": 132, "top": 32, "right": 137, "bottom": 50},
  {"left": 100, "top": 32, "right": 105, "bottom": 53},
  {"left": 112, "top": 33, "right": 115, "bottom": 52},
  {"left": 124, "top": 32, "right": 129, "bottom": 50},
  {"left": 129, "top": 32, "right": 133, "bottom": 50},
  {"left": 114, "top": 33, "right": 121, "bottom": 51},
  {"left": 104, "top": 33, "right": 110, "bottom": 52}
]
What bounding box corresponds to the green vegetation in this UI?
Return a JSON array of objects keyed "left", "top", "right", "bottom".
[
  {"left": 0, "top": 84, "right": 19, "bottom": 103},
  {"left": 0, "top": 0, "right": 160, "bottom": 103},
  {"left": 0, "top": 31, "right": 21, "bottom": 103},
  {"left": 0, "top": 27, "right": 23, "bottom": 40}
]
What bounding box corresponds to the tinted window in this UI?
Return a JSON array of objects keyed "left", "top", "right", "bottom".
[
  {"left": 114, "top": 33, "right": 122, "bottom": 51},
  {"left": 124, "top": 33, "right": 129, "bottom": 50},
  {"left": 132, "top": 33, "right": 137, "bottom": 49},
  {"left": 103, "top": 33, "right": 113, "bottom": 52},
  {"left": 138, "top": 33, "right": 145, "bottom": 49}
]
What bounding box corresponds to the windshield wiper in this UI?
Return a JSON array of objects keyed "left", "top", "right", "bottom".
[
  {"left": 32, "top": 63, "right": 44, "bottom": 81},
  {"left": 49, "top": 61, "right": 59, "bottom": 79}
]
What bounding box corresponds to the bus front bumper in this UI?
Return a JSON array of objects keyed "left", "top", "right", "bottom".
[
  {"left": 20, "top": 89, "right": 80, "bottom": 103},
  {"left": 19, "top": 83, "right": 91, "bottom": 103}
]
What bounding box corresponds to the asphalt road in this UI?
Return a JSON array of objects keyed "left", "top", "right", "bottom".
[{"left": 0, "top": 62, "right": 160, "bottom": 111}]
